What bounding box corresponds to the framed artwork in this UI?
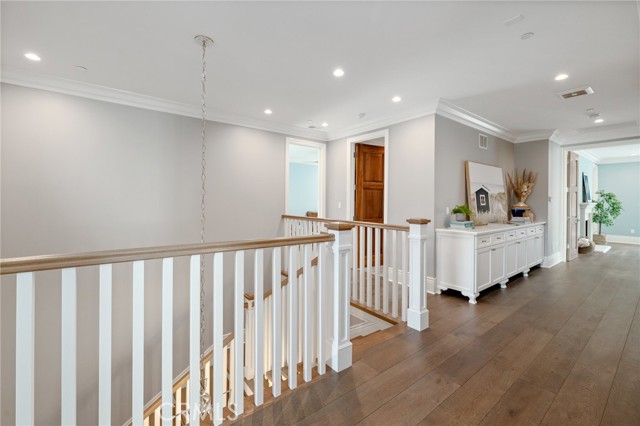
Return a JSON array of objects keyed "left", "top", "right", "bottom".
[
  {"left": 465, "top": 161, "right": 509, "bottom": 225},
  {"left": 582, "top": 172, "right": 591, "bottom": 202}
]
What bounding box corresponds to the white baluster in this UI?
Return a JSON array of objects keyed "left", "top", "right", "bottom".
[
  {"left": 16, "top": 272, "right": 35, "bottom": 426},
  {"left": 303, "top": 245, "right": 312, "bottom": 382},
  {"left": 271, "top": 247, "right": 282, "bottom": 397},
  {"left": 407, "top": 219, "right": 430, "bottom": 331},
  {"left": 245, "top": 302, "right": 254, "bottom": 381},
  {"left": 254, "top": 249, "right": 264, "bottom": 406},
  {"left": 366, "top": 226, "right": 373, "bottom": 307},
  {"left": 326, "top": 223, "right": 354, "bottom": 372},
  {"left": 359, "top": 226, "right": 365, "bottom": 304},
  {"left": 162, "top": 258, "right": 173, "bottom": 426},
  {"left": 288, "top": 249, "right": 298, "bottom": 389},
  {"left": 392, "top": 230, "right": 398, "bottom": 318},
  {"left": 189, "top": 256, "right": 200, "bottom": 426},
  {"left": 234, "top": 251, "right": 245, "bottom": 415},
  {"left": 374, "top": 228, "right": 381, "bottom": 311},
  {"left": 99, "top": 264, "right": 112, "bottom": 426},
  {"left": 132, "top": 261, "right": 145, "bottom": 426},
  {"left": 383, "top": 229, "right": 389, "bottom": 314},
  {"left": 212, "top": 253, "right": 224, "bottom": 425},
  {"left": 317, "top": 242, "right": 326, "bottom": 375},
  {"left": 402, "top": 232, "right": 409, "bottom": 322},
  {"left": 351, "top": 227, "right": 357, "bottom": 300},
  {"left": 61, "top": 268, "right": 77, "bottom": 425}
]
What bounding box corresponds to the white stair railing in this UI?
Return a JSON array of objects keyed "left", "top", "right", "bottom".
[
  {"left": 1, "top": 227, "right": 354, "bottom": 426},
  {"left": 282, "top": 214, "right": 430, "bottom": 330}
]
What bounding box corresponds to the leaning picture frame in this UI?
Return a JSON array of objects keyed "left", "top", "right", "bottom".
[{"left": 465, "top": 161, "right": 509, "bottom": 225}]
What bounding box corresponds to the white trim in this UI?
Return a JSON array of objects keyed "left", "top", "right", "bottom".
[
  {"left": 1, "top": 67, "right": 326, "bottom": 141},
  {"left": 427, "top": 276, "right": 436, "bottom": 294},
  {"left": 327, "top": 103, "right": 438, "bottom": 141},
  {"left": 577, "top": 150, "right": 600, "bottom": 164},
  {"left": 542, "top": 251, "right": 564, "bottom": 268},
  {"left": 346, "top": 130, "right": 389, "bottom": 222},
  {"left": 598, "top": 156, "right": 640, "bottom": 164},
  {"left": 606, "top": 235, "right": 640, "bottom": 245},
  {"left": 285, "top": 138, "right": 326, "bottom": 217},
  {"left": 436, "top": 99, "right": 517, "bottom": 142},
  {"left": 515, "top": 130, "right": 554, "bottom": 143}
]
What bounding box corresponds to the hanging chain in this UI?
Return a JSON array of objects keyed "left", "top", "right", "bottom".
[{"left": 199, "top": 37, "right": 208, "bottom": 383}]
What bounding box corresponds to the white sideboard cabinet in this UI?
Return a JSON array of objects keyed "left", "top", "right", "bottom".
[{"left": 436, "top": 222, "right": 545, "bottom": 304}]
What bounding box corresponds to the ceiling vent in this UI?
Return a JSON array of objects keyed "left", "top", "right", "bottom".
[
  {"left": 479, "top": 134, "right": 488, "bottom": 149},
  {"left": 556, "top": 86, "right": 594, "bottom": 100}
]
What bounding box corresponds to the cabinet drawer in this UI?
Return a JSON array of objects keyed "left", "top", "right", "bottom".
[
  {"left": 491, "top": 233, "right": 506, "bottom": 245},
  {"left": 516, "top": 229, "right": 528, "bottom": 239},
  {"left": 477, "top": 236, "right": 491, "bottom": 248},
  {"left": 527, "top": 227, "right": 537, "bottom": 236},
  {"left": 506, "top": 230, "right": 517, "bottom": 241},
  {"left": 535, "top": 225, "right": 544, "bottom": 235}
]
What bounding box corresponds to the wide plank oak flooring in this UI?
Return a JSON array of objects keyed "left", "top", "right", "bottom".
[{"left": 233, "top": 243, "right": 640, "bottom": 426}]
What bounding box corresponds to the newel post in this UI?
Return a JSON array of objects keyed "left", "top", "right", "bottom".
[
  {"left": 325, "top": 222, "right": 355, "bottom": 372},
  {"left": 407, "top": 218, "right": 431, "bottom": 331}
]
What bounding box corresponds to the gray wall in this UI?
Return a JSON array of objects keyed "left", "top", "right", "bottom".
[
  {"left": 434, "top": 115, "right": 515, "bottom": 230},
  {"left": 514, "top": 139, "right": 549, "bottom": 223},
  {"left": 326, "top": 114, "right": 436, "bottom": 272},
  {"left": 1, "top": 83, "right": 290, "bottom": 425}
]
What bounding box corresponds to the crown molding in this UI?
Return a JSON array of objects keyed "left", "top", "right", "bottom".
[
  {"left": 325, "top": 102, "right": 438, "bottom": 141},
  {"left": 435, "top": 99, "right": 517, "bottom": 142},
  {"left": 1, "top": 67, "right": 327, "bottom": 141},
  {"left": 576, "top": 150, "right": 600, "bottom": 164},
  {"left": 514, "top": 130, "right": 554, "bottom": 143},
  {"left": 598, "top": 156, "right": 640, "bottom": 164}
]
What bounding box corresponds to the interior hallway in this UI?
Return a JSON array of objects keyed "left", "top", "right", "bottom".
[{"left": 232, "top": 243, "right": 640, "bottom": 425}]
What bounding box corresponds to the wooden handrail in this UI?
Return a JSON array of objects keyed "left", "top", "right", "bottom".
[
  {"left": 282, "top": 214, "right": 410, "bottom": 232},
  {"left": 0, "top": 234, "right": 334, "bottom": 275}
]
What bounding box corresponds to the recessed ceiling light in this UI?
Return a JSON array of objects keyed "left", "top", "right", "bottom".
[
  {"left": 333, "top": 68, "right": 344, "bottom": 77},
  {"left": 520, "top": 32, "right": 535, "bottom": 40},
  {"left": 321, "top": 122, "right": 328, "bottom": 127},
  {"left": 24, "top": 52, "right": 41, "bottom": 61},
  {"left": 594, "top": 118, "right": 604, "bottom": 123},
  {"left": 554, "top": 73, "right": 569, "bottom": 81},
  {"left": 264, "top": 109, "right": 272, "bottom": 115},
  {"left": 392, "top": 96, "right": 402, "bottom": 103}
]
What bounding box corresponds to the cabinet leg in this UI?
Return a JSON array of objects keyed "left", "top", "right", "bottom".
[
  {"left": 523, "top": 269, "right": 530, "bottom": 277},
  {"left": 500, "top": 280, "right": 508, "bottom": 289},
  {"left": 462, "top": 292, "right": 478, "bottom": 304}
]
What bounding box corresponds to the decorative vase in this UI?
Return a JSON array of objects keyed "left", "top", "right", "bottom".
[{"left": 455, "top": 213, "right": 466, "bottom": 221}]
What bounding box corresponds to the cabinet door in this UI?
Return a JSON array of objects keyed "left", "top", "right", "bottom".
[
  {"left": 534, "top": 236, "right": 544, "bottom": 264},
  {"left": 490, "top": 245, "right": 505, "bottom": 285},
  {"left": 504, "top": 242, "right": 517, "bottom": 277},
  {"left": 516, "top": 240, "right": 527, "bottom": 272},
  {"left": 526, "top": 237, "right": 536, "bottom": 267},
  {"left": 476, "top": 248, "right": 491, "bottom": 291}
]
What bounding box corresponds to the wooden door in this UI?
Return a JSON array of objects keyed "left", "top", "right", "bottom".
[
  {"left": 355, "top": 143, "right": 385, "bottom": 265},
  {"left": 355, "top": 144, "right": 384, "bottom": 223},
  {"left": 566, "top": 151, "right": 579, "bottom": 261}
]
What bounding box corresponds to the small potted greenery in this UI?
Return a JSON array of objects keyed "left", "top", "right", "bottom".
[
  {"left": 451, "top": 204, "right": 472, "bottom": 221},
  {"left": 592, "top": 190, "right": 623, "bottom": 245}
]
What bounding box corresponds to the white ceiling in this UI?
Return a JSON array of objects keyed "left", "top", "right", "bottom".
[
  {"left": 2, "top": 1, "right": 639, "bottom": 143},
  {"left": 576, "top": 140, "right": 640, "bottom": 164}
]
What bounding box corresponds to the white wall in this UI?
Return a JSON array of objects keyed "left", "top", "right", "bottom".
[
  {"left": 546, "top": 139, "right": 564, "bottom": 265},
  {"left": 1, "top": 83, "right": 289, "bottom": 425}
]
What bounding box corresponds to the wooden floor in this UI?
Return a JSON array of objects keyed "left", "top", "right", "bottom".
[{"left": 232, "top": 244, "right": 640, "bottom": 426}]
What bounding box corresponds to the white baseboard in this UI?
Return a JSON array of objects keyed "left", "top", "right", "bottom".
[
  {"left": 542, "top": 251, "right": 564, "bottom": 268},
  {"left": 427, "top": 276, "right": 436, "bottom": 294},
  {"left": 606, "top": 235, "right": 640, "bottom": 245}
]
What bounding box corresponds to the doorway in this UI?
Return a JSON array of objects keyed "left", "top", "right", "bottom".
[{"left": 286, "top": 138, "right": 326, "bottom": 217}]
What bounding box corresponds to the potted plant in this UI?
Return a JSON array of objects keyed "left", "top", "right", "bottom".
[
  {"left": 451, "top": 204, "right": 472, "bottom": 221},
  {"left": 592, "top": 190, "right": 623, "bottom": 245}
]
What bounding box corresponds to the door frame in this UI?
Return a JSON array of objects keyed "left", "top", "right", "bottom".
[
  {"left": 285, "top": 137, "right": 326, "bottom": 217},
  {"left": 346, "top": 129, "right": 389, "bottom": 222}
]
